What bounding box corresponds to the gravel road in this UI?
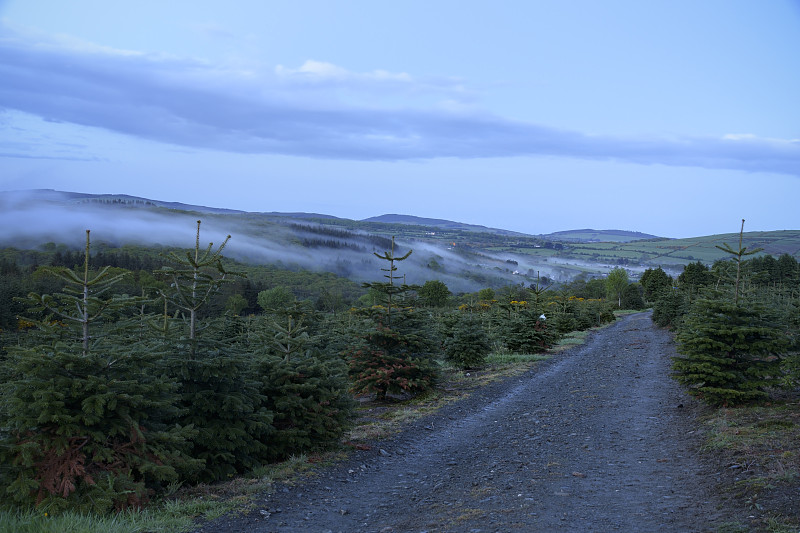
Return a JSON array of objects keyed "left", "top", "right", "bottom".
[{"left": 198, "top": 311, "right": 728, "bottom": 532}]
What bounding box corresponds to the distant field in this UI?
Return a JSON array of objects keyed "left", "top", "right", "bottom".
[{"left": 483, "top": 230, "right": 800, "bottom": 275}]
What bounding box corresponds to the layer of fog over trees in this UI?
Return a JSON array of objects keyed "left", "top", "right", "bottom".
[{"left": 1, "top": 190, "right": 586, "bottom": 293}]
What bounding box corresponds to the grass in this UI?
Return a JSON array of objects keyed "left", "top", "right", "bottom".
[
  {"left": 0, "top": 506, "right": 196, "bottom": 533},
  {"left": 703, "top": 398, "right": 800, "bottom": 532},
  {"left": 485, "top": 352, "right": 549, "bottom": 365}
]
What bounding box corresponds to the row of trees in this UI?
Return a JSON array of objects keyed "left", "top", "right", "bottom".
[
  {"left": 646, "top": 223, "right": 799, "bottom": 406},
  {"left": 0, "top": 224, "right": 627, "bottom": 514}
]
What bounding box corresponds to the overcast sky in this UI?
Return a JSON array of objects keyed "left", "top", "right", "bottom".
[{"left": 1, "top": 1, "right": 798, "bottom": 238}]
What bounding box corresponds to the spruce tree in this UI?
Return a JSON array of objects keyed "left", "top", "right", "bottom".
[
  {"left": 0, "top": 231, "right": 196, "bottom": 513},
  {"left": 445, "top": 314, "right": 492, "bottom": 369},
  {"left": 248, "top": 302, "right": 355, "bottom": 462},
  {"left": 347, "top": 237, "right": 439, "bottom": 401},
  {"left": 155, "top": 222, "right": 273, "bottom": 482},
  {"left": 673, "top": 295, "right": 788, "bottom": 406}
]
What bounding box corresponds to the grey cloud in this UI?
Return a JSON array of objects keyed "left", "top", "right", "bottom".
[{"left": 0, "top": 28, "right": 798, "bottom": 175}]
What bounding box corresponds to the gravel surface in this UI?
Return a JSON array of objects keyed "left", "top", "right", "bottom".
[{"left": 197, "top": 311, "right": 728, "bottom": 532}]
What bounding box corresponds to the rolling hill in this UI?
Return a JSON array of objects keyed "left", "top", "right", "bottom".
[{"left": 1, "top": 189, "right": 798, "bottom": 288}]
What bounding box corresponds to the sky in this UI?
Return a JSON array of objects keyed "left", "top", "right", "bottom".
[{"left": 1, "top": 1, "right": 799, "bottom": 239}]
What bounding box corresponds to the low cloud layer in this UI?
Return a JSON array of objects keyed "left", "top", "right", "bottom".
[{"left": 1, "top": 24, "right": 798, "bottom": 175}]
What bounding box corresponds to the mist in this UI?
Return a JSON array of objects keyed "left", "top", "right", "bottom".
[{"left": 0, "top": 190, "right": 574, "bottom": 294}]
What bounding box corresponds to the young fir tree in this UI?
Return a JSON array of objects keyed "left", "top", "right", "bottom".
[
  {"left": 248, "top": 301, "right": 355, "bottom": 462},
  {"left": 673, "top": 294, "right": 788, "bottom": 406},
  {"left": 445, "top": 314, "right": 492, "bottom": 369},
  {"left": 0, "top": 231, "right": 196, "bottom": 513},
  {"left": 155, "top": 222, "right": 273, "bottom": 482},
  {"left": 502, "top": 308, "right": 560, "bottom": 354},
  {"left": 346, "top": 237, "right": 439, "bottom": 401}
]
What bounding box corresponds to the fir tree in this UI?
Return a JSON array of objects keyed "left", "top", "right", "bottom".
[
  {"left": 155, "top": 222, "right": 273, "bottom": 482},
  {"left": 502, "top": 308, "right": 559, "bottom": 354},
  {"left": 714, "top": 219, "right": 764, "bottom": 304},
  {"left": 673, "top": 295, "right": 788, "bottom": 406},
  {"left": 248, "top": 303, "right": 355, "bottom": 462},
  {"left": 346, "top": 237, "right": 439, "bottom": 401},
  {"left": 445, "top": 314, "right": 492, "bottom": 369},
  {"left": 155, "top": 220, "right": 240, "bottom": 343},
  {"left": 0, "top": 230, "right": 197, "bottom": 513}
]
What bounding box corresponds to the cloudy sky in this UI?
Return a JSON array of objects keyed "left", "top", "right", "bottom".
[{"left": 1, "top": 1, "right": 798, "bottom": 238}]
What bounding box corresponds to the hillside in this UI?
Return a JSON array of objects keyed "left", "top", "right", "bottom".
[
  {"left": 541, "top": 228, "right": 661, "bottom": 243},
  {"left": 2, "top": 189, "right": 799, "bottom": 287}
]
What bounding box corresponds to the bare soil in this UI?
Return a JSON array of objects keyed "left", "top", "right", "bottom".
[{"left": 195, "top": 312, "right": 739, "bottom": 532}]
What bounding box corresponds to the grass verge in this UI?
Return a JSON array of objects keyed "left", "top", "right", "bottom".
[{"left": 704, "top": 397, "right": 800, "bottom": 532}]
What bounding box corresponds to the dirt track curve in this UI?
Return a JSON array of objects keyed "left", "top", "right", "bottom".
[{"left": 197, "top": 311, "right": 728, "bottom": 532}]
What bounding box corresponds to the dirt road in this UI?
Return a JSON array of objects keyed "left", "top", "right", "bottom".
[{"left": 199, "top": 312, "right": 727, "bottom": 532}]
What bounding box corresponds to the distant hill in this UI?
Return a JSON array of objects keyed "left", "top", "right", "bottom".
[
  {"left": 362, "top": 214, "right": 527, "bottom": 236},
  {"left": 540, "top": 229, "right": 662, "bottom": 243},
  {"left": 2, "top": 189, "right": 798, "bottom": 286},
  {"left": 6, "top": 189, "right": 246, "bottom": 215}
]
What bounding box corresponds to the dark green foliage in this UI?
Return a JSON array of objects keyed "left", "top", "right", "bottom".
[
  {"left": 780, "top": 299, "right": 800, "bottom": 387},
  {"left": 673, "top": 296, "right": 788, "bottom": 406},
  {"left": 714, "top": 219, "right": 764, "bottom": 304},
  {"left": 253, "top": 349, "right": 354, "bottom": 461},
  {"left": 550, "top": 296, "right": 616, "bottom": 333},
  {"left": 347, "top": 322, "right": 439, "bottom": 400},
  {"left": 154, "top": 221, "right": 241, "bottom": 342},
  {"left": 620, "top": 283, "right": 645, "bottom": 310},
  {"left": 651, "top": 287, "right": 688, "bottom": 328},
  {"left": 347, "top": 300, "right": 441, "bottom": 400},
  {"left": 347, "top": 237, "right": 440, "bottom": 400},
  {"left": 502, "top": 310, "right": 560, "bottom": 354},
  {"left": 418, "top": 280, "right": 451, "bottom": 307},
  {"left": 677, "top": 261, "right": 715, "bottom": 294},
  {"left": 1, "top": 342, "right": 197, "bottom": 513},
  {"left": 257, "top": 286, "right": 295, "bottom": 313},
  {"left": 639, "top": 267, "right": 673, "bottom": 303},
  {"left": 245, "top": 303, "right": 355, "bottom": 461},
  {"left": 154, "top": 224, "right": 273, "bottom": 482},
  {"left": 445, "top": 315, "right": 491, "bottom": 369},
  {"left": 0, "top": 233, "right": 196, "bottom": 512},
  {"left": 162, "top": 336, "right": 273, "bottom": 483}
]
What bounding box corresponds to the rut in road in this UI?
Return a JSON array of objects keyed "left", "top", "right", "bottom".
[{"left": 200, "top": 312, "right": 724, "bottom": 533}]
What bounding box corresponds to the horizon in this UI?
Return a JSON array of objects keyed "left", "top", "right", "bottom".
[
  {"left": 1, "top": 1, "right": 799, "bottom": 239},
  {"left": 6, "top": 187, "right": 798, "bottom": 243}
]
